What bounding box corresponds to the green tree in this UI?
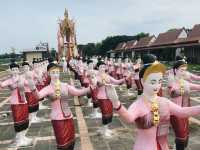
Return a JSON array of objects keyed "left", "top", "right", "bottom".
[
  {"left": 50, "top": 48, "right": 57, "bottom": 59},
  {"left": 167, "top": 28, "right": 178, "bottom": 32},
  {"left": 10, "top": 47, "right": 16, "bottom": 58},
  {"left": 78, "top": 43, "right": 97, "bottom": 57},
  {"left": 78, "top": 32, "right": 149, "bottom": 57}
]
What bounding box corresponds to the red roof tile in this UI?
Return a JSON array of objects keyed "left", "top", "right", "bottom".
[
  {"left": 135, "top": 36, "right": 156, "bottom": 48},
  {"left": 125, "top": 40, "right": 137, "bottom": 49},
  {"left": 183, "top": 24, "right": 200, "bottom": 43},
  {"left": 152, "top": 29, "right": 184, "bottom": 46},
  {"left": 114, "top": 42, "right": 126, "bottom": 51},
  {"left": 188, "top": 24, "right": 200, "bottom": 38}
]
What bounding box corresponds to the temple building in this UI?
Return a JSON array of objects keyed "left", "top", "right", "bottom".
[{"left": 22, "top": 42, "right": 50, "bottom": 62}]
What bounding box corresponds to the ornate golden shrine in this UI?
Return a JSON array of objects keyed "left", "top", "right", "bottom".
[{"left": 57, "top": 9, "right": 78, "bottom": 61}]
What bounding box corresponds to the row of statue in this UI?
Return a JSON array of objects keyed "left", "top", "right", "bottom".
[{"left": 1, "top": 54, "right": 200, "bottom": 150}]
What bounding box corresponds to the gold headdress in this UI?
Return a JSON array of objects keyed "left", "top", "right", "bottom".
[{"left": 143, "top": 61, "right": 166, "bottom": 81}]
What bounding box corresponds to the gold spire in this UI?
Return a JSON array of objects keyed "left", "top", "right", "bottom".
[{"left": 64, "top": 8, "right": 68, "bottom": 18}]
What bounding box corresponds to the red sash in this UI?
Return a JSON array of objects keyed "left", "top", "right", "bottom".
[
  {"left": 25, "top": 92, "right": 39, "bottom": 107},
  {"left": 157, "top": 88, "right": 163, "bottom": 97},
  {"left": 157, "top": 142, "right": 161, "bottom": 150},
  {"left": 90, "top": 87, "right": 99, "bottom": 106},
  {"left": 45, "top": 76, "right": 51, "bottom": 86},
  {"left": 126, "top": 77, "right": 132, "bottom": 89},
  {"left": 36, "top": 84, "right": 43, "bottom": 91},
  {"left": 170, "top": 116, "right": 189, "bottom": 139},
  {"left": 17, "top": 88, "right": 25, "bottom": 103}
]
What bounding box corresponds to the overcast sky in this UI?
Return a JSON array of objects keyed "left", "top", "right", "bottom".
[{"left": 0, "top": 0, "right": 200, "bottom": 54}]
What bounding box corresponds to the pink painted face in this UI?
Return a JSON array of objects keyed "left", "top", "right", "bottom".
[
  {"left": 49, "top": 68, "right": 60, "bottom": 81},
  {"left": 136, "top": 58, "right": 141, "bottom": 64},
  {"left": 175, "top": 66, "right": 187, "bottom": 78},
  {"left": 10, "top": 67, "right": 20, "bottom": 75},
  {"left": 33, "top": 63, "right": 38, "bottom": 69},
  {"left": 142, "top": 72, "right": 163, "bottom": 96},
  {"left": 99, "top": 64, "right": 106, "bottom": 73},
  {"left": 23, "top": 65, "right": 29, "bottom": 72},
  {"left": 83, "top": 63, "right": 88, "bottom": 70},
  {"left": 118, "top": 58, "right": 122, "bottom": 63},
  {"left": 105, "top": 57, "right": 108, "bottom": 61},
  {"left": 90, "top": 73, "right": 97, "bottom": 86},
  {"left": 88, "top": 63, "right": 94, "bottom": 70}
]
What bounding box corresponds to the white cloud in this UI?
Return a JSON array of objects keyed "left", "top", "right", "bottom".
[{"left": 0, "top": 0, "right": 200, "bottom": 53}]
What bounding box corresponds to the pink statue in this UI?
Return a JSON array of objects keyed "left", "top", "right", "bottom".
[
  {"left": 27, "top": 61, "right": 90, "bottom": 150},
  {"left": 32, "top": 59, "right": 48, "bottom": 109},
  {"left": 83, "top": 60, "right": 96, "bottom": 107},
  {"left": 92, "top": 60, "right": 125, "bottom": 137},
  {"left": 69, "top": 57, "right": 80, "bottom": 80},
  {"left": 115, "top": 57, "right": 124, "bottom": 80},
  {"left": 133, "top": 58, "right": 143, "bottom": 95},
  {"left": 107, "top": 57, "right": 116, "bottom": 78},
  {"left": 85, "top": 60, "right": 102, "bottom": 118},
  {"left": 123, "top": 57, "right": 134, "bottom": 96},
  {"left": 42, "top": 59, "right": 51, "bottom": 86},
  {"left": 168, "top": 56, "right": 200, "bottom": 150},
  {"left": 22, "top": 60, "right": 43, "bottom": 123},
  {"left": 0, "top": 60, "right": 33, "bottom": 147},
  {"left": 104, "top": 54, "right": 200, "bottom": 150},
  {"left": 76, "top": 58, "right": 85, "bottom": 85}
]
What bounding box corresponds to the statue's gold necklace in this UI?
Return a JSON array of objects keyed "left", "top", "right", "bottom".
[
  {"left": 179, "top": 78, "right": 184, "bottom": 96},
  {"left": 143, "top": 95, "right": 160, "bottom": 126},
  {"left": 101, "top": 73, "right": 107, "bottom": 85},
  {"left": 55, "top": 80, "right": 61, "bottom": 98}
]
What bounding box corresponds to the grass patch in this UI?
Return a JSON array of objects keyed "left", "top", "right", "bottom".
[
  {"left": 189, "top": 123, "right": 200, "bottom": 132},
  {"left": 187, "top": 64, "right": 200, "bottom": 72},
  {"left": 0, "top": 65, "right": 8, "bottom": 72}
]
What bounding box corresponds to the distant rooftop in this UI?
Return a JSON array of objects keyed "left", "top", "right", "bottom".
[{"left": 22, "top": 42, "right": 49, "bottom": 53}]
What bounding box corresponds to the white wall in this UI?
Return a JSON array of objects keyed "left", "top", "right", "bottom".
[
  {"left": 178, "top": 30, "right": 187, "bottom": 38},
  {"left": 26, "top": 52, "right": 42, "bottom": 63}
]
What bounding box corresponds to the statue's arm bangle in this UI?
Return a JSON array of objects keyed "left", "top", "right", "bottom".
[{"left": 114, "top": 103, "right": 122, "bottom": 111}]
